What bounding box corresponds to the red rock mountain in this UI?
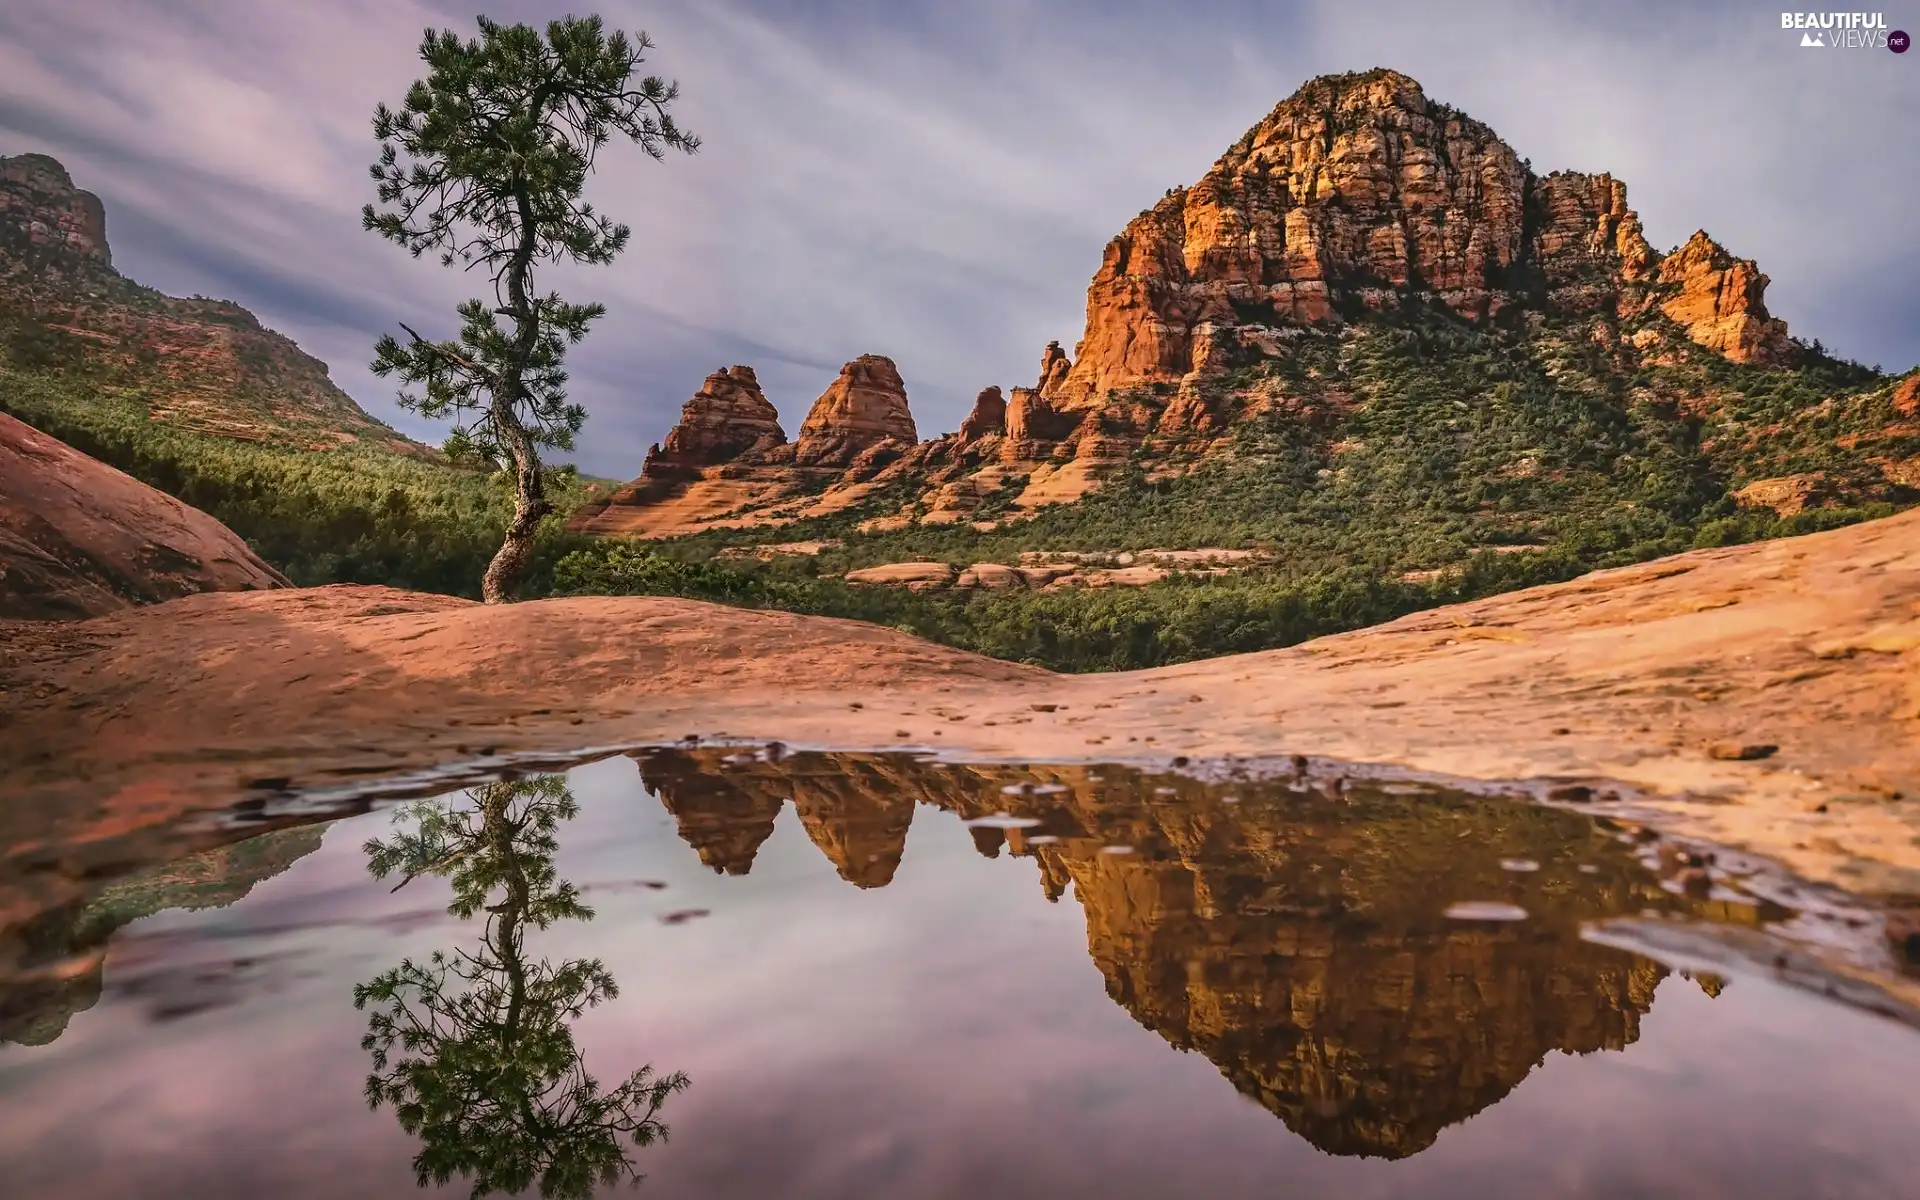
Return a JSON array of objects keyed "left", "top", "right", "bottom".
[
  {"left": 571, "top": 352, "right": 921, "bottom": 536},
  {"left": 0, "top": 152, "right": 427, "bottom": 456},
  {"left": 640, "top": 364, "right": 786, "bottom": 480},
  {"left": 0, "top": 410, "right": 287, "bottom": 619},
  {"left": 793, "top": 354, "right": 919, "bottom": 465},
  {"left": 577, "top": 69, "right": 1892, "bottom": 543}
]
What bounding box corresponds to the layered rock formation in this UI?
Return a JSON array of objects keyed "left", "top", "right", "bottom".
[
  {"left": 791, "top": 354, "right": 918, "bottom": 467},
  {"left": 957, "top": 385, "right": 1006, "bottom": 443},
  {"left": 0, "top": 152, "right": 428, "bottom": 455},
  {"left": 577, "top": 68, "right": 1873, "bottom": 544},
  {"left": 1043, "top": 69, "right": 1788, "bottom": 409},
  {"left": 629, "top": 750, "right": 1733, "bottom": 1158},
  {"left": 0, "top": 411, "right": 288, "bottom": 619},
  {"left": 570, "top": 352, "right": 924, "bottom": 536},
  {"left": 640, "top": 365, "right": 785, "bottom": 480},
  {"left": 0, "top": 153, "right": 110, "bottom": 278}
]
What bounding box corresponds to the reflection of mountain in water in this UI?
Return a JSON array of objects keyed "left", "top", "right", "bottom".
[
  {"left": 0, "top": 824, "right": 327, "bottom": 1046},
  {"left": 649, "top": 753, "right": 917, "bottom": 888},
  {"left": 638, "top": 750, "right": 1719, "bottom": 1160}
]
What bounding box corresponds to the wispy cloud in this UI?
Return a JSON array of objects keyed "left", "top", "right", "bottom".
[{"left": 2, "top": 0, "right": 1913, "bottom": 476}]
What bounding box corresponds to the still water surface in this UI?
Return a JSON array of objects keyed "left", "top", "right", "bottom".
[{"left": 3, "top": 750, "right": 1918, "bottom": 1198}]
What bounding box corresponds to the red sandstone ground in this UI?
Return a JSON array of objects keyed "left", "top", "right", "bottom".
[{"left": 3, "top": 508, "right": 1916, "bottom": 919}]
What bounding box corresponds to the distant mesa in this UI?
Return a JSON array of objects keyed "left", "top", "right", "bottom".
[
  {"left": 574, "top": 67, "right": 1867, "bottom": 545},
  {"left": 0, "top": 151, "right": 431, "bottom": 457}
]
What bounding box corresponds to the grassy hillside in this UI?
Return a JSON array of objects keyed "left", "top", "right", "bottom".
[{"left": 0, "top": 367, "right": 596, "bottom": 597}]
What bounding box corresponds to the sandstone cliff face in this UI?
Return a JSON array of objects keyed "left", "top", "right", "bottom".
[
  {"left": 957, "top": 385, "right": 1006, "bottom": 443},
  {"left": 642, "top": 365, "right": 786, "bottom": 479},
  {"left": 569, "top": 353, "right": 925, "bottom": 537},
  {"left": 0, "top": 153, "right": 110, "bottom": 278},
  {"left": 793, "top": 354, "right": 919, "bottom": 467},
  {"left": 631, "top": 750, "right": 1727, "bottom": 1159},
  {"left": 1045, "top": 69, "right": 1780, "bottom": 409},
  {"left": 1656, "top": 230, "right": 1792, "bottom": 364},
  {"left": 0, "top": 411, "right": 288, "bottom": 619}
]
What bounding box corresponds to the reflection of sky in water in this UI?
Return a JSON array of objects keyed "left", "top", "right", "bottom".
[{"left": 2, "top": 754, "right": 1919, "bottom": 1198}]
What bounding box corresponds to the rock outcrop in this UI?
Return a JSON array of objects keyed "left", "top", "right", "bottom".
[
  {"left": 1042, "top": 69, "right": 1779, "bottom": 408},
  {"left": 792, "top": 354, "right": 918, "bottom": 467},
  {"left": 0, "top": 411, "right": 288, "bottom": 619},
  {"left": 574, "top": 69, "right": 1891, "bottom": 543},
  {"left": 1655, "top": 231, "right": 1792, "bottom": 364},
  {"left": 0, "top": 153, "right": 110, "bottom": 279},
  {"left": 957, "top": 385, "right": 1006, "bottom": 443},
  {"left": 569, "top": 353, "right": 923, "bottom": 537},
  {"left": 641, "top": 365, "right": 786, "bottom": 479}
]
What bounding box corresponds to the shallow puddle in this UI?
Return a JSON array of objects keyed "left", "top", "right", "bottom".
[{"left": 3, "top": 750, "right": 1919, "bottom": 1198}]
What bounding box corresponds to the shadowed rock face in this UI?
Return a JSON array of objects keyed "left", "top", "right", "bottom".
[
  {"left": 957, "top": 386, "right": 1006, "bottom": 443},
  {"left": 0, "top": 153, "right": 109, "bottom": 277},
  {"left": 632, "top": 750, "right": 1711, "bottom": 1158},
  {"left": 0, "top": 411, "right": 289, "bottom": 619}
]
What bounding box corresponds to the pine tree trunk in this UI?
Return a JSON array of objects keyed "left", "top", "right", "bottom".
[{"left": 481, "top": 442, "right": 552, "bottom": 604}]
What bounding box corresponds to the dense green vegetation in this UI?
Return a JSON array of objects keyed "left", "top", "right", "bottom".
[
  {"left": 6, "top": 299, "right": 1910, "bottom": 672},
  {"left": 0, "top": 368, "right": 595, "bottom": 597}
]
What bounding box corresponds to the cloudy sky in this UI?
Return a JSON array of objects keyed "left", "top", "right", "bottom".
[{"left": 2, "top": 0, "right": 1913, "bottom": 477}]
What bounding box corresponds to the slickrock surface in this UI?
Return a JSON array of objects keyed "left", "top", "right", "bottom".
[
  {"left": 4, "top": 509, "right": 1916, "bottom": 910},
  {"left": 0, "top": 412, "right": 287, "bottom": 619}
]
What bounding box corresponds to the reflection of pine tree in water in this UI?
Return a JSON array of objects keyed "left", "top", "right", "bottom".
[{"left": 355, "top": 777, "right": 686, "bottom": 1198}]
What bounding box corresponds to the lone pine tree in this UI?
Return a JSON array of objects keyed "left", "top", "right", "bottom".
[{"left": 364, "top": 14, "right": 697, "bottom": 601}]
